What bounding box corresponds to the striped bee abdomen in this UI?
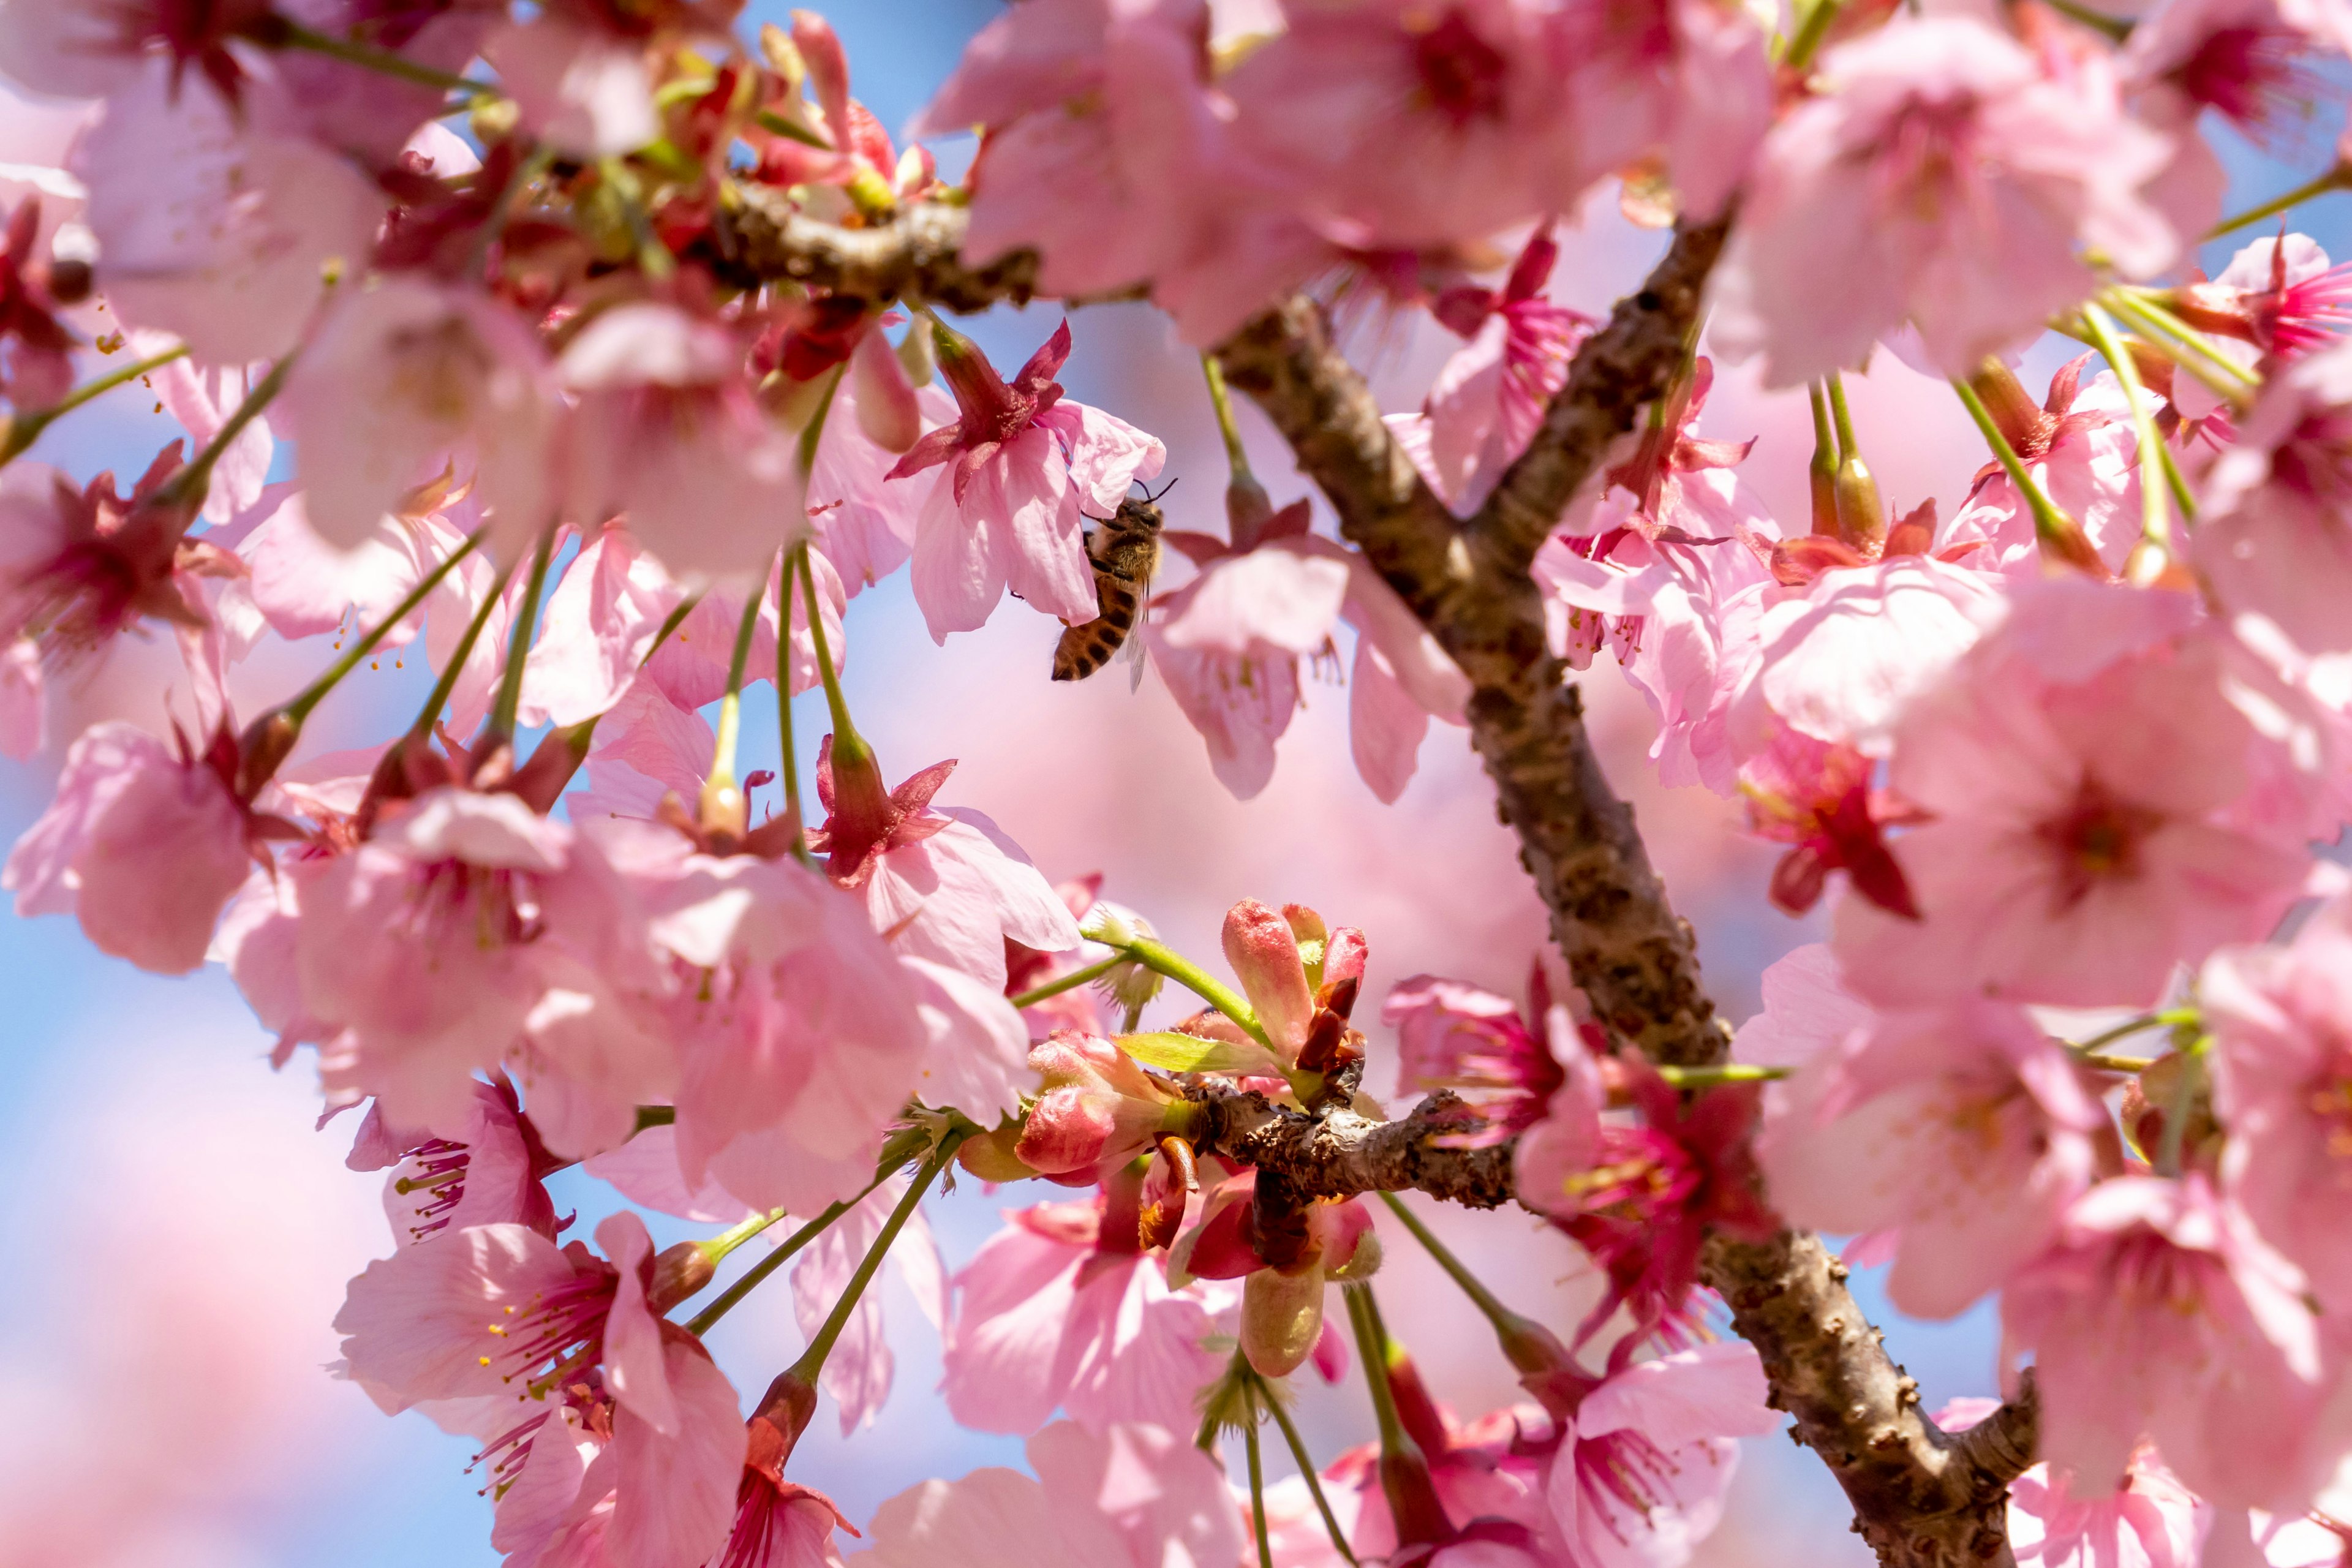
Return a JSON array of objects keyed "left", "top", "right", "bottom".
[{"left": 1051, "top": 496, "right": 1164, "bottom": 682}]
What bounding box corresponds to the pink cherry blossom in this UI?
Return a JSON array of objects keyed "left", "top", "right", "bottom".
[
  {"left": 864, "top": 1419, "right": 1244, "bottom": 1568},
  {"left": 2011, "top": 1449, "right": 2211, "bottom": 1568},
  {"left": 295, "top": 785, "right": 578, "bottom": 1134},
  {"left": 344, "top": 1077, "right": 562, "bottom": 1249},
  {"left": 2175, "top": 233, "right": 2352, "bottom": 361},
  {"left": 2002, "top": 1175, "right": 2327, "bottom": 1510},
  {"left": 560, "top": 303, "right": 810, "bottom": 582},
  {"left": 484, "top": 15, "right": 660, "bottom": 160},
  {"left": 1550, "top": 0, "right": 1774, "bottom": 221},
  {"left": 223, "top": 477, "right": 489, "bottom": 658},
  {"left": 2203, "top": 900, "right": 2352, "bottom": 1310},
  {"left": 76, "top": 62, "right": 386, "bottom": 362},
  {"left": 4, "top": 718, "right": 254, "bottom": 973},
  {"left": 1223, "top": 0, "right": 1564, "bottom": 251},
  {"left": 813, "top": 740, "right": 1082, "bottom": 991},
  {"left": 0, "top": 0, "right": 271, "bottom": 103},
  {"left": 1834, "top": 581, "right": 2316, "bottom": 1008},
  {"left": 1389, "top": 230, "right": 1593, "bottom": 516},
  {"left": 1752, "top": 974, "right": 2105, "bottom": 1319},
  {"left": 1384, "top": 971, "right": 1574, "bottom": 1146},
  {"left": 887, "top": 320, "right": 1165, "bottom": 639},
  {"left": 2125, "top": 0, "right": 2352, "bottom": 154},
  {"left": 336, "top": 1209, "right": 747, "bottom": 1568},
  {"left": 1149, "top": 503, "right": 1468, "bottom": 802},
  {"left": 1709, "top": 16, "right": 2178, "bottom": 385},
  {"left": 1942, "top": 365, "right": 2149, "bottom": 578},
  {"left": 2193, "top": 334, "right": 2352, "bottom": 654},
  {"left": 282, "top": 276, "right": 559, "bottom": 552},
  {"left": 1326, "top": 1371, "right": 1548, "bottom": 1564},
  {"left": 1738, "top": 553, "right": 2005, "bottom": 761},
  {"left": 940, "top": 1194, "right": 1229, "bottom": 1438},
  {"left": 790, "top": 1172, "right": 947, "bottom": 1434},
  {"left": 518, "top": 530, "right": 844, "bottom": 731},
  {"left": 577, "top": 818, "right": 929, "bottom": 1216},
  {"left": 1526, "top": 1341, "right": 1777, "bottom": 1568}
]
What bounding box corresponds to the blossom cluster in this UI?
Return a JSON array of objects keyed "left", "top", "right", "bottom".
[{"left": 5, "top": 0, "right": 2352, "bottom": 1565}]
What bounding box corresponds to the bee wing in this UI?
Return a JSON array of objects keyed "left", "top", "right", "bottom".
[{"left": 1123, "top": 617, "right": 1149, "bottom": 693}]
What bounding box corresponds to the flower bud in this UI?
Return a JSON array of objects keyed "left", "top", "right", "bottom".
[
  {"left": 1833, "top": 452, "right": 1883, "bottom": 551},
  {"left": 1241, "top": 1262, "right": 1326, "bottom": 1377},
  {"left": 896, "top": 314, "right": 937, "bottom": 386},
  {"left": 1013, "top": 1031, "right": 1175, "bottom": 1177},
  {"left": 647, "top": 1240, "right": 718, "bottom": 1313},
  {"left": 1224, "top": 898, "right": 1315, "bottom": 1060},
  {"left": 957, "top": 1123, "right": 1038, "bottom": 1182}
]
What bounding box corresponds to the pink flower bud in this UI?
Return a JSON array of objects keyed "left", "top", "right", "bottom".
[
  {"left": 790, "top": 10, "right": 853, "bottom": 154},
  {"left": 1223, "top": 897, "right": 1316, "bottom": 1058},
  {"left": 1240, "top": 1261, "right": 1326, "bottom": 1377},
  {"left": 1014, "top": 1031, "right": 1172, "bottom": 1176},
  {"left": 852, "top": 328, "right": 922, "bottom": 454}
]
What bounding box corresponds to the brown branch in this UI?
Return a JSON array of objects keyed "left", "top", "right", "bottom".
[
  {"left": 1192, "top": 1086, "right": 1518, "bottom": 1210},
  {"left": 729, "top": 200, "right": 2035, "bottom": 1568}
]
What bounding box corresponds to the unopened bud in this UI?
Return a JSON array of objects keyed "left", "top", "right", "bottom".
[
  {"left": 957, "top": 1123, "right": 1039, "bottom": 1183},
  {"left": 647, "top": 1240, "right": 717, "bottom": 1314},
  {"left": 235, "top": 708, "right": 301, "bottom": 800},
  {"left": 1240, "top": 1263, "right": 1327, "bottom": 1378},
  {"left": 1324, "top": 1229, "right": 1382, "bottom": 1282},
  {"left": 1833, "top": 453, "right": 1883, "bottom": 549},
  {"left": 1224, "top": 898, "right": 1315, "bottom": 1060}
]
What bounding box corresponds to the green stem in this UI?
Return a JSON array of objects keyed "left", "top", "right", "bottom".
[
  {"left": 482, "top": 525, "right": 557, "bottom": 747},
  {"left": 1, "top": 345, "right": 190, "bottom": 467},
  {"left": 1008, "top": 953, "right": 1125, "bottom": 1011},
  {"left": 1202, "top": 354, "right": 1254, "bottom": 483},
  {"left": 1781, "top": 0, "right": 1845, "bottom": 70},
  {"left": 2082, "top": 302, "right": 2185, "bottom": 547},
  {"left": 684, "top": 1191, "right": 869, "bottom": 1336},
  {"left": 273, "top": 19, "right": 497, "bottom": 97},
  {"left": 776, "top": 551, "right": 811, "bottom": 864},
  {"left": 1950, "top": 378, "right": 2081, "bottom": 551},
  {"left": 2157, "top": 1035, "right": 2211, "bottom": 1178},
  {"left": 782, "top": 1135, "right": 962, "bottom": 1381},
  {"left": 700, "top": 1207, "right": 791, "bottom": 1266},
  {"left": 2081, "top": 1052, "right": 2158, "bottom": 1074},
  {"left": 1244, "top": 1416, "right": 1275, "bottom": 1568},
  {"left": 1257, "top": 1371, "right": 1359, "bottom": 1566},
  {"left": 407, "top": 554, "right": 514, "bottom": 737},
  {"left": 160, "top": 353, "right": 295, "bottom": 509},
  {"left": 1343, "top": 1285, "right": 1409, "bottom": 1454},
  {"left": 280, "top": 530, "right": 486, "bottom": 726},
  {"left": 706, "top": 559, "right": 772, "bottom": 794},
  {"left": 2070, "top": 1012, "right": 2166, "bottom": 1055},
  {"left": 2040, "top": 0, "right": 2133, "bottom": 40},
  {"left": 1825, "top": 371, "right": 1862, "bottom": 458},
  {"left": 797, "top": 538, "right": 863, "bottom": 757},
  {"left": 1095, "top": 930, "right": 1272, "bottom": 1052},
  {"left": 641, "top": 591, "right": 703, "bottom": 669},
  {"left": 1654, "top": 1061, "right": 1789, "bottom": 1087},
  {"left": 2207, "top": 166, "right": 2350, "bottom": 240},
  {"left": 1377, "top": 1191, "right": 1532, "bottom": 1341},
  {"left": 2103, "top": 291, "right": 2260, "bottom": 403}
]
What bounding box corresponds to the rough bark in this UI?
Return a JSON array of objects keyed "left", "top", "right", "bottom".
[{"left": 732, "top": 198, "right": 2037, "bottom": 1567}]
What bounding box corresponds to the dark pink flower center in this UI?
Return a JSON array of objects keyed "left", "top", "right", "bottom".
[
  {"left": 1411, "top": 9, "right": 1510, "bottom": 127},
  {"left": 2037, "top": 779, "right": 2163, "bottom": 912},
  {"left": 2176, "top": 24, "right": 2325, "bottom": 141},
  {"left": 1577, "top": 1427, "right": 1689, "bottom": 1542}
]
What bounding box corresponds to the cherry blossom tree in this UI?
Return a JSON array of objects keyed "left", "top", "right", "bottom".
[{"left": 6, "top": 1, "right": 2352, "bottom": 1566}]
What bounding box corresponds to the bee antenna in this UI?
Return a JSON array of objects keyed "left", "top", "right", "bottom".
[{"left": 1136, "top": 476, "right": 1180, "bottom": 503}]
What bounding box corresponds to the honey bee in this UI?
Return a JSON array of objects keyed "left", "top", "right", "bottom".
[{"left": 1052, "top": 484, "right": 1171, "bottom": 684}]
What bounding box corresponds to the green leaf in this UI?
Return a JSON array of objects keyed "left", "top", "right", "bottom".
[{"left": 1118, "top": 1031, "right": 1283, "bottom": 1077}]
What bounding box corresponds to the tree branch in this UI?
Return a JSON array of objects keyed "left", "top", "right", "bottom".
[{"left": 728, "top": 197, "right": 2035, "bottom": 1568}]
